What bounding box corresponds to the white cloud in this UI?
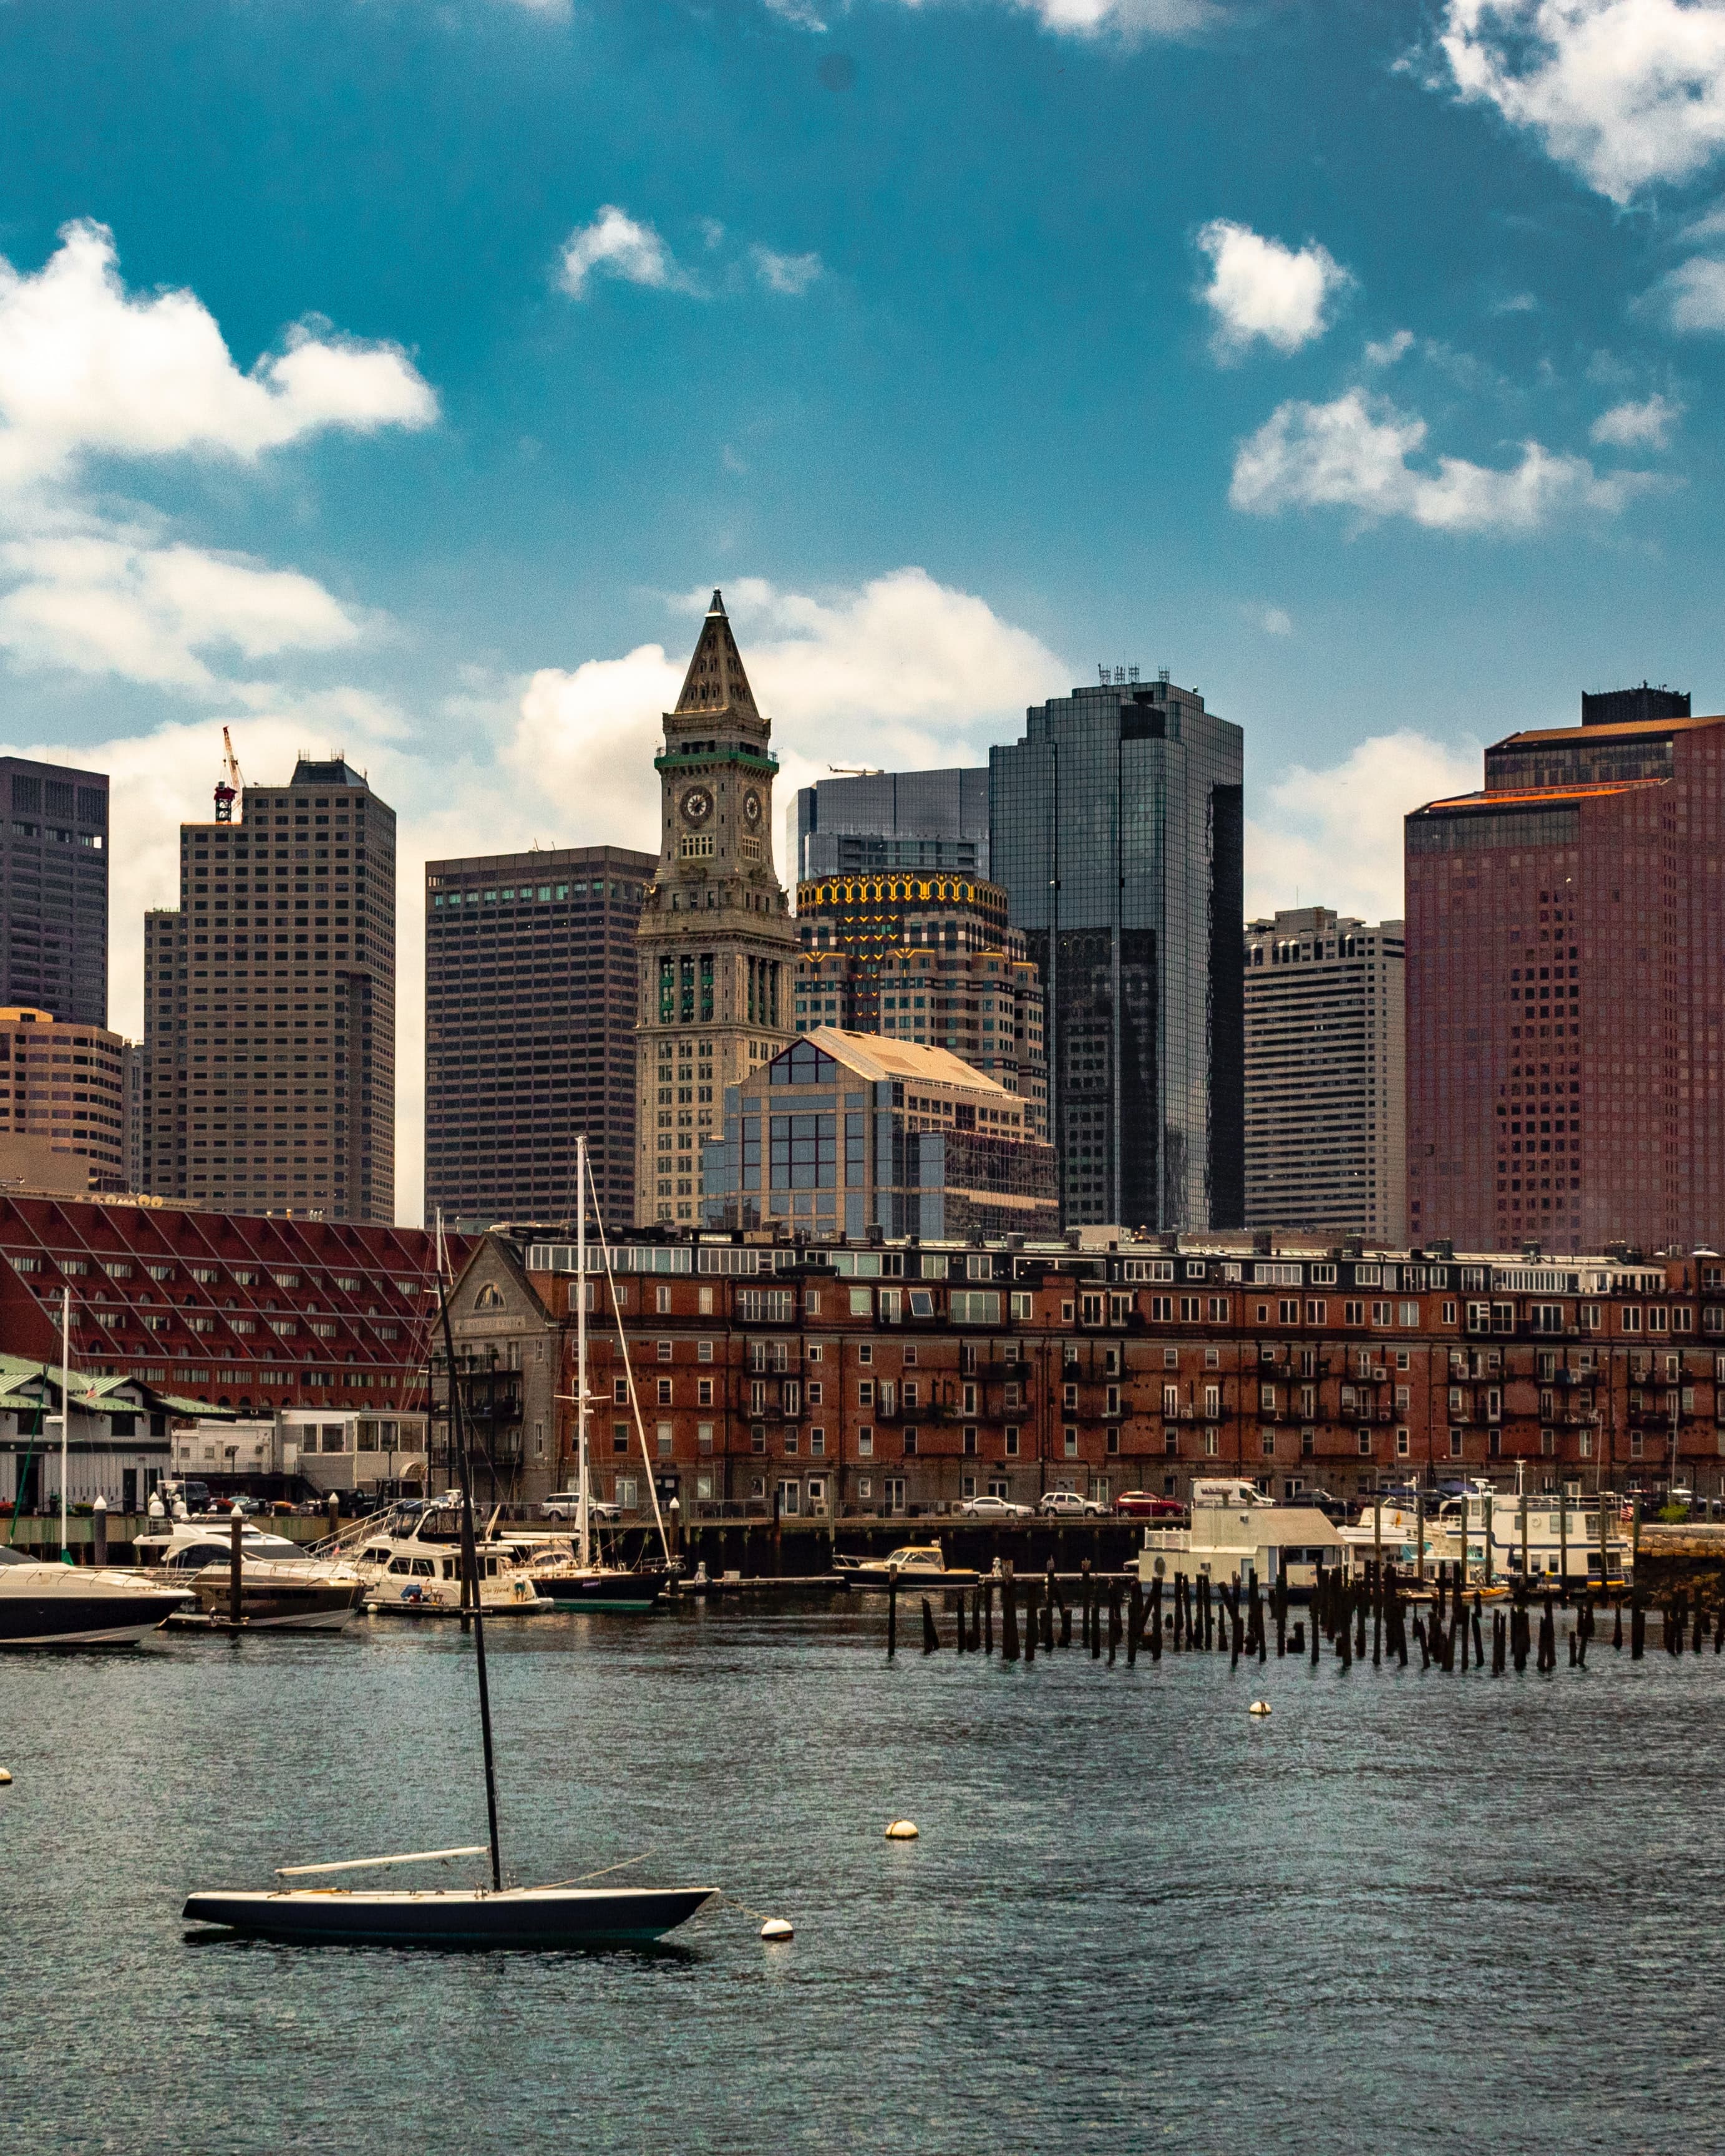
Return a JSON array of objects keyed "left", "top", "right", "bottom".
[
  {"left": 1492, "top": 290, "right": 1540, "bottom": 313},
  {"left": 1434, "top": 0, "right": 1725, "bottom": 203},
  {"left": 1194, "top": 219, "right": 1351, "bottom": 357},
  {"left": 0, "top": 220, "right": 435, "bottom": 488},
  {"left": 556, "top": 207, "right": 694, "bottom": 300},
  {"left": 0, "top": 532, "right": 361, "bottom": 688},
  {"left": 751, "top": 246, "right": 825, "bottom": 296},
  {"left": 1590, "top": 391, "right": 1682, "bottom": 444},
  {"left": 1245, "top": 731, "right": 1482, "bottom": 926},
  {"left": 1364, "top": 329, "right": 1416, "bottom": 366},
  {"left": 1259, "top": 605, "right": 1293, "bottom": 636},
  {"left": 1654, "top": 251, "right": 1725, "bottom": 326},
  {"left": 915, "top": 0, "right": 1215, "bottom": 32},
  {"left": 1230, "top": 387, "right": 1659, "bottom": 533}
]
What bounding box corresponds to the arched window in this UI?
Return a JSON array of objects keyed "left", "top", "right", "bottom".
[{"left": 474, "top": 1282, "right": 506, "bottom": 1312}]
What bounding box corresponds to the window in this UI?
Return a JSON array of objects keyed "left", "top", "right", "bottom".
[
  {"left": 613, "top": 1422, "right": 629, "bottom": 1454},
  {"left": 1009, "top": 1291, "right": 1033, "bottom": 1321},
  {"left": 1063, "top": 1426, "right": 1077, "bottom": 1457},
  {"left": 1004, "top": 1426, "right": 1020, "bottom": 1457},
  {"left": 656, "top": 1423, "right": 673, "bottom": 1459},
  {"left": 857, "top": 1425, "right": 873, "bottom": 1457},
  {"left": 656, "top": 1378, "right": 673, "bottom": 1405},
  {"left": 1358, "top": 1429, "right": 1372, "bottom": 1456},
  {"left": 903, "top": 1428, "right": 918, "bottom": 1455},
  {"left": 1449, "top": 1429, "right": 1464, "bottom": 1459},
  {"left": 951, "top": 1291, "right": 1000, "bottom": 1324}
]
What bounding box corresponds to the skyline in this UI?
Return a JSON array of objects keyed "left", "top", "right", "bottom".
[{"left": 2, "top": 1, "right": 1724, "bottom": 1220}]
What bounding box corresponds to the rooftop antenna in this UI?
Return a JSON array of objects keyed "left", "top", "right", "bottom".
[{"left": 214, "top": 727, "right": 243, "bottom": 823}]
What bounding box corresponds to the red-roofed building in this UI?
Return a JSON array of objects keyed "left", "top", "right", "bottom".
[
  {"left": 0, "top": 1192, "right": 467, "bottom": 1415},
  {"left": 1406, "top": 689, "right": 1725, "bottom": 1253}
]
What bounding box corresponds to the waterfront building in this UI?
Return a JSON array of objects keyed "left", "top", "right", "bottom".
[
  {"left": 444, "top": 1225, "right": 1725, "bottom": 1520},
  {"left": 139, "top": 755, "right": 396, "bottom": 1221},
  {"left": 794, "top": 767, "right": 989, "bottom": 881},
  {"left": 0, "top": 1191, "right": 463, "bottom": 1508},
  {"left": 701, "top": 1029, "right": 1059, "bottom": 1240},
  {"left": 636, "top": 590, "right": 799, "bottom": 1226},
  {"left": 424, "top": 845, "right": 652, "bottom": 1231},
  {"left": 1244, "top": 909, "right": 1406, "bottom": 1241},
  {"left": 794, "top": 869, "right": 1047, "bottom": 1129},
  {"left": 989, "top": 671, "right": 1245, "bottom": 1232},
  {"left": 0, "top": 755, "right": 109, "bottom": 1027},
  {"left": 1406, "top": 686, "right": 1724, "bottom": 1254},
  {"left": 0, "top": 1006, "right": 127, "bottom": 1190}
]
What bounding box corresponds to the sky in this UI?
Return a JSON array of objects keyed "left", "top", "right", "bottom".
[{"left": 2, "top": 0, "right": 1724, "bottom": 1223}]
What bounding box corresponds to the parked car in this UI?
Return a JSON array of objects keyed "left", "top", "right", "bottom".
[
  {"left": 1114, "top": 1490, "right": 1185, "bottom": 1519},
  {"left": 958, "top": 1493, "right": 1033, "bottom": 1519},
  {"left": 1038, "top": 1490, "right": 1107, "bottom": 1518},
  {"left": 541, "top": 1490, "right": 623, "bottom": 1523}
]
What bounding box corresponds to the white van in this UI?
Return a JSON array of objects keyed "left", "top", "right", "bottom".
[{"left": 1190, "top": 1477, "right": 1274, "bottom": 1509}]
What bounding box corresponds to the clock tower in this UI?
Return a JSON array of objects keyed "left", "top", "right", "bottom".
[{"left": 636, "top": 590, "right": 798, "bottom": 1225}]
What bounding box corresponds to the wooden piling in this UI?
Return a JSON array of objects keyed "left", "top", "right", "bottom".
[
  {"left": 1148, "top": 1575, "right": 1163, "bottom": 1661},
  {"left": 1002, "top": 1567, "right": 1021, "bottom": 1663},
  {"left": 1471, "top": 1595, "right": 1485, "bottom": 1669},
  {"left": 921, "top": 1597, "right": 940, "bottom": 1654},
  {"left": 983, "top": 1578, "right": 994, "bottom": 1657},
  {"left": 953, "top": 1591, "right": 966, "bottom": 1654},
  {"left": 1310, "top": 1577, "right": 1321, "bottom": 1666},
  {"left": 887, "top": 1571, "right": 898, "bottom": 1659},
  {"left": 1631, "top": 1596, "right": 1645, "bottom": 1659},
  {"left": 1024, "top": 1583, "right": 1036, "bottom": 1664},
  {"left": 1081, "top": 1558, "right": 1093, "bottom": 1652},
  {"left": 1127, "top": 1578, "right": 1142, "bottom": 1667},
  {"left": 228, "top": 1510, "right": 243, "bottom": 1631}
]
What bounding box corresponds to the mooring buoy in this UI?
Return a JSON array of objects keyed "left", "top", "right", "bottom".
[
  {"left": 760, "top": 1917, "right": 794, "bottom": 1940},
  {"left": 884, "top": 1819, "right": 920, "bottom": 1840},
  {"left": 1248, "top": 1700, "right": 1272, "bottom": 1717},
  {"left": 0, "top": 1767, "right": 11, "bottom": 1785}
]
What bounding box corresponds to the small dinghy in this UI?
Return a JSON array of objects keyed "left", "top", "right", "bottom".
[{"left": 185, "top": 1178, "right": 716, "bottom": 1951}]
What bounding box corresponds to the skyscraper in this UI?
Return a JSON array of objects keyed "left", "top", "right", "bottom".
[
  {"left": 990, "top": 671, "right": 1244, "bottom": 1231},
  {"left": 0, "top": 756, "right": 109, "bottom": 1026},
  {"left": 1406, "top": 687, "right": 1724, "bottom": 1254},
  {"left": 636, "top": 590, "right": 799, "bottom": 1226},
  {"left": 1243, "top": 908, "right": 1406, "bottom": 1241},
  {"left": 793, "top": 867, "right": 1047, "bottom": 1130},
  {"left": 794, "top": 767, "right": 990, "bottom": 880},
  {"left": 424, "top": 845, "right": 653, "bottom": 1229},
  {"left": 141, "top": 756, "right": 395, "bottom": 1220}
]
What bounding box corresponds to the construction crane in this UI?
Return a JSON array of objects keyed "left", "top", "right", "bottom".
[
  {"left": 827, "top": 765, "right": 883, "bottom": 777},
  {"left": 213, "top": 727, "right": 243, "bottom": 823}
]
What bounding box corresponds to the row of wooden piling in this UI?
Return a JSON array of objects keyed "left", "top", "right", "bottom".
[{"left": 885, "top": 1554, "right": 1725, "bottom": 1671}]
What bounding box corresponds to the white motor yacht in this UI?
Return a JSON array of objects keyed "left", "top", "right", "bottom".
[
  {"left": 132, "top": 1519, "right": 364, "bottom": 1630},
  {"left": 0, "top": 1543, "right": 193, "bottom": 1646}
]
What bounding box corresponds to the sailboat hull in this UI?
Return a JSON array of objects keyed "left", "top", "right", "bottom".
[
  {"left": 182, "top": 1883, "right": 717, "bottom": 1946},
  {"left": 533, "top": 1566, "right": 670, "bottom": 1612}
]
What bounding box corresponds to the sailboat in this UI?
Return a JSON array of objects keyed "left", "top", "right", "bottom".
[
  {"left": 529, "top": 1134, "right": 673, "bottom": 1614},
  {"left": 182, "top": 1223, "right": 716, "bottom": 1948}
]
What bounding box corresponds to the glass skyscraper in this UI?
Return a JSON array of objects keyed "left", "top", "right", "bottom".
[
  {"left": 0, "top": 756, "right": 109, "bottom": 1026},
  {"left": 989, "top": 673, "right": 1244, "bottom": 1231},
  {"left": 794, "top": 767, "right": 990, "bottom": 880}
]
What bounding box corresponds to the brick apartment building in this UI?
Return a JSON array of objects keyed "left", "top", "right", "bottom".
[{"left": 440, "top": 1228, "right": 1725, "bottom": 1517}]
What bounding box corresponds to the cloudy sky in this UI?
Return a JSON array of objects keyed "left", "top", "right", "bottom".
[{"left": 1, "top": 0, "right": 1722, "bottom": 1221}]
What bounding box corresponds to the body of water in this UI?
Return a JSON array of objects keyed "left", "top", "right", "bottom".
[{"left": 4, "top": 1598, "right": 1723, "bottom": 2154}]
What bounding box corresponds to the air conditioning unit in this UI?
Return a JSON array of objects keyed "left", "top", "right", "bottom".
[{"left": 1371, "top": 1367, "right": 1387, "bottom": 1382}]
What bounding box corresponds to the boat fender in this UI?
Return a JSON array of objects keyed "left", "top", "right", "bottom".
[
  {"left": 1248, "top": 1700, "right": 1272, "bottom": 1717},
  {"left": 884, "top": 1819, "right": 919, "bottom": 1840},
  {"left": 759, "top": 1918, "right": 794, "bottom": 1941}
]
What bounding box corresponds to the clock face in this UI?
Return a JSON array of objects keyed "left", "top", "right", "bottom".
[
  {"left": 742, "top": 790, "right": 762, "bottom": 827},
  {"left": 681, "top": 786, "right": 713, "bottom": 826}
]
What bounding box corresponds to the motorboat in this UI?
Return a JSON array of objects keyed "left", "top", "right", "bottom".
[
  {"left": 0, "top": 1543, "right": 193, "bottom": 1647},
  {"left": 349, "top": 1517, "right": 550, "bottom": 1615},
  {"left": 835, "top": 1545, "right": 981, "bottom": 1590},
  {"left": 187, "top": 1145, "right": 717, "bottom": 1951},
  {"left": 132, "top": 1520, "right": 364, "bottom": 1631},
  {"left": 1137, "top": 1501, "right": 1344, "bottom": 1601}
]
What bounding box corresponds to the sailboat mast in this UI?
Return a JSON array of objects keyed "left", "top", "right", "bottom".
[
  {"left": 59, "top": 1286, "right": 70, "bottom": 1561},
  {"left": 436, "top": 1235, "right": 503, "bottom": 1892},
  {"left": 576, "top": 1133, "right": 590, "bottom": 1570}
]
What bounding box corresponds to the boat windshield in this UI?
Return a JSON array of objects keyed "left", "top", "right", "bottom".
[
  {"left": 888, "top": 1548, "right": 940, "bottom": 1567},
  {"left": 0, "top": 1545, "right": 34, "bottom": 1566}
]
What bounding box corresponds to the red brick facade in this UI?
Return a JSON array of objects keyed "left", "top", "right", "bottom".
[{"left": 444, "top": 1236, "right": 1725, "bottom": 1515}]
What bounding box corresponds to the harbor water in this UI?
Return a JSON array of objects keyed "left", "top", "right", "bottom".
[{"left": 4, "top": 1600, "right": 1725, "bottom": 2155}]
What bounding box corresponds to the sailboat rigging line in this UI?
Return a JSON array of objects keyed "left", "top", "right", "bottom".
[
  {"left": 589, "top": 1149, "right": 673, "bottom": 1568},
  {"left": 435, "top": 1215, "right": 503, "bottom": 1895},
  {"left": 2, "top": 1387, "right": 47, "bottom": 1547},
  {"left": 533, "top": 1850, "right": 656, "bottom": 1890}
]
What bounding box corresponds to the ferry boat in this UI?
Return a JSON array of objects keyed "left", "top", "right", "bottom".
[{"left": 1343, "top": 1480, "right": 1631, "bottom": 1588}]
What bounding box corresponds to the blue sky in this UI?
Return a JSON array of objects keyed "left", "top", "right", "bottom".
[{"left": 2, "top": 0, "right": 1723, "bottom": 1218}]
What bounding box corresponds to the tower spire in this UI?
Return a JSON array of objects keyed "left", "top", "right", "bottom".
[{"left": 675, "top": 590, "right": 759, "bottom": 717}]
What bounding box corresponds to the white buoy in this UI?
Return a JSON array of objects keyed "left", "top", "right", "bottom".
[
  {"left": 759, "top": 1917, "right": 794, "bottom": 1941},
  {"left": 884, "top": 1819, "right": 920, "bottom": 1840},
  {"left": 1248, "top": 1700, "right": 1272, "bottom": 1717},
  {"left": 0, "top": 1767, "right": 11, "bottom": 1785}
]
